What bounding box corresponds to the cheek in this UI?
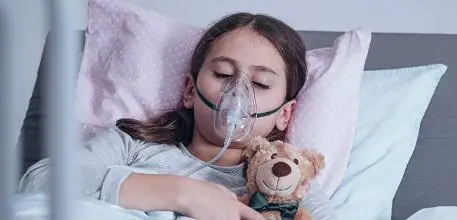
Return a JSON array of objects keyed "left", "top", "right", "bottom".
[
  {"left": 255, "top": 84, "right": 287, "bottom": 111},
  {"left": 195, "top": 72, "right": 223, "bottom": 103},
  {"left": 250, "top": 117, "right": 277, "bottom": 138},
  {"left": 249, "top": 92, "right": 286, "bottom": 137},
  {"left": 192, "top": 73, "right": 221, "bottom": 131}
]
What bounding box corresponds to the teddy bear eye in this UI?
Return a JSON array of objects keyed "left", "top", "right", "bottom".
[
  {"left": 293, "top": 158, "right": 299, "bottom": 165},
  {"left": 271, "top": 153, "right": 278, "bottom": 159}
]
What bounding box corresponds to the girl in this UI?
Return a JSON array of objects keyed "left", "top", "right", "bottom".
[{"left": 19, "top": 13, "right": 336, "bottom": 220}]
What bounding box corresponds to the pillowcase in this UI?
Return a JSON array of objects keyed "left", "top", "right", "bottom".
[
  {"left": 76, "top": 0, "right": 202, "bottom": 138},
  {"left": 287, "top": 31, "right": 371, "bottom": 199},
  {"left": 76, "top": 0, "right": 371, "bottom": 197},
  {"left": 330, "top": 64, "right": 447, "bottom": 220}
]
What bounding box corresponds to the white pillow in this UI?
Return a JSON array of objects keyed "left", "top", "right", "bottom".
[{"left": 330, "top": 64, "right": 447, "bottom": 220}]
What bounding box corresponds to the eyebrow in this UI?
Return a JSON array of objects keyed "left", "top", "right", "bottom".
[
  {"left": 211, "top": 56, "right": 238, "bottom": 67},
  {"left": 252, "top": 65, "right": 278, "bottom": 75},
  {"left": 211, "top": 56, "right": 278, "bottom": 75}
]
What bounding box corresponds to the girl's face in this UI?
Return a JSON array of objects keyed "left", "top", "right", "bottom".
[{"left": 183, "top": 28, "right": 296, "bottom": 148}]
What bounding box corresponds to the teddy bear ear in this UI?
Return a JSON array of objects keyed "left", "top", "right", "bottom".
[
  {"left": 301, "top": 149, "right": 326, "bottom": 176},
  {"left": 243, "top": 136, "right": 268, "bottom": 159}
]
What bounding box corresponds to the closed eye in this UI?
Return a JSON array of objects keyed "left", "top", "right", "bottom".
[
  {"left": 214, "top": 72, "right": 270, "bottom": 89},
  {"left": 253, "top": 81, "right": 270, "bottom": 89},
  {"left": 213, "top": 71, "right": 232, "bottom": 78}
]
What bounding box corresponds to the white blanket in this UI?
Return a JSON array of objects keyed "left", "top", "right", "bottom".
[
  {"left": 13, "top": 193, "right": 457, "bottom": 220},
  {"left": 406, "top": 207, "right": 457, "bottom": 220},
  {"left": 13, "top": 193, "right": 195, "bottom": 220}
]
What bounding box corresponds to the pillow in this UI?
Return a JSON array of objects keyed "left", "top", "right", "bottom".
[
  {"left": 330, "top": 64, "right": 447, "bottom": 220},
  {"left": 76, "top": 0, "right": 202, "bottom": 138},
  {"left": 287, "top": 31, "right": 371, "bottom": 199},
  {"left": 76, "top": 0, "right": 371, "bottom": 197}
]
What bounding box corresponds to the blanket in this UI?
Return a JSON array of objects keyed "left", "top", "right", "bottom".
[
  {"left": 13, "top": 193, "right": 194, "bottom": 220},
  {"left": 13, "top": 193, "right": 457, "bottom": 220}
]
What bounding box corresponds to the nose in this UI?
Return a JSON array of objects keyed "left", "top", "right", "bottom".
[{"left": 272, "top": 162, "right": 291, "bottom": 178}]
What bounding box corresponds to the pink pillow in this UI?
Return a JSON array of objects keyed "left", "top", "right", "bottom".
[
  {"left": 76, "top": 0, "right": 202, "bottom": 138},
  {"left": 287, "top": 31, "right": 372, "bottom": 198},
  {"left": 76, "top": 0, "right": 371, "bottom": 198}
]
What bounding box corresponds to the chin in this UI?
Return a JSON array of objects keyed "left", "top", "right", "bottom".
[
  {"left": 194, "top": 123, "right": 258, "bottom": 150},
  {"left": 211, "top": 137, "right": 248, "bottom": 149},
  {"left": 227, "top": 141, "right": 248, "bottom": 149}
]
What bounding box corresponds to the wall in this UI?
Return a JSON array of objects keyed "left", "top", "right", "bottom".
[
  {"left": 6, "top": 0, "right": 457, "bottom": 145},
  {"left": 130, "top": 0, "right": 457, "bottom": 35}
]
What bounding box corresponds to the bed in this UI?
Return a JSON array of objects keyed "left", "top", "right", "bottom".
[{"left": 17, "top": 6, "right": 457, "bottom": 220}]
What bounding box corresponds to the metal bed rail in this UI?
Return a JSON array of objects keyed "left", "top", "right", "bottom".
[{"left": 1, "top": 1, "right": 82, "bottom": 219}]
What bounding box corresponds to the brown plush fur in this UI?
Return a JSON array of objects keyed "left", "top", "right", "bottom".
[{"left": 240, "top": 136, "right": 325, "bottom": 220}]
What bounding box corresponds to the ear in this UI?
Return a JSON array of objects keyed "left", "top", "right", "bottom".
[
  {"left": 243, "top": 136, "right": 269, "bottom": 160},
  {"left": 301, "top": 149, "right": 325, "bottom": 176},
  {"left": 275, "top": 99, "right": 296, "bottom": 131},
  {"left": 182, "top": 74, "right": 196, "bottom": 109}
]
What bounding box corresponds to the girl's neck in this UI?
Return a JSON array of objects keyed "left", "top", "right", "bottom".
[{"left": 187, "top": 131, "right": 244, "bottom": 167}]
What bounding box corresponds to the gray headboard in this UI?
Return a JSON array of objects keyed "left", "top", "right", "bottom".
[
  {"left": 298, "top": 31, "right": 457, "bottom": 219},
  {"left": 19, "top": 30, "right": 456, "bottom": 220}
]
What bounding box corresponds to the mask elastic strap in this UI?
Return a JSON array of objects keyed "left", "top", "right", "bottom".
[
  {"left": 196, "top": 86, "right": 218, "bottom": 111},
  {"left": 251, "top": 105, "right": 283, "bottom": 118},
  {"left": 196, "top": 86, "right": 284, "bottom": 118}
]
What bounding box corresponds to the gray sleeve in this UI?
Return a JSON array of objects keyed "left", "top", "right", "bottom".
[
  {"left": 18, "top": 127, "right": 142, "bottom": 205},
  {"left": 300, "top": 180, "right": 337, "bottom": 220}
]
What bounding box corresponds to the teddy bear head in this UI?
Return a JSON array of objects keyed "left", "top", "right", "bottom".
[{"left": 243, "top": 136, "right": 325, "bottom": 203}]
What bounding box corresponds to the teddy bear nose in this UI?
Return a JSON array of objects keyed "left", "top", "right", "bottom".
[{"left": 272, "top": 161, "right": 291, "bottom": 177}]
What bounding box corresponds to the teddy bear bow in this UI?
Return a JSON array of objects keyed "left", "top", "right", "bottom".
[{"left": 248, "top": 192, "right": 299, "bottom": 220}]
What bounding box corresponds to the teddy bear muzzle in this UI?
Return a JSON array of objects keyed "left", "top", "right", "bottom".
[{"left": 255, "top": 159, "right": 301, "bottom": 197}]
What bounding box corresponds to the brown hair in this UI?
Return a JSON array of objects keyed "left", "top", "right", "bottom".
[{"left": 117, "top": 12, "right": 308, "bottom": 146}]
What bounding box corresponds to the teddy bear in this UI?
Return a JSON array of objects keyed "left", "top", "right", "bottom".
[{"left": 239, "top": 136, "right": 325, "bottom": 220}]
